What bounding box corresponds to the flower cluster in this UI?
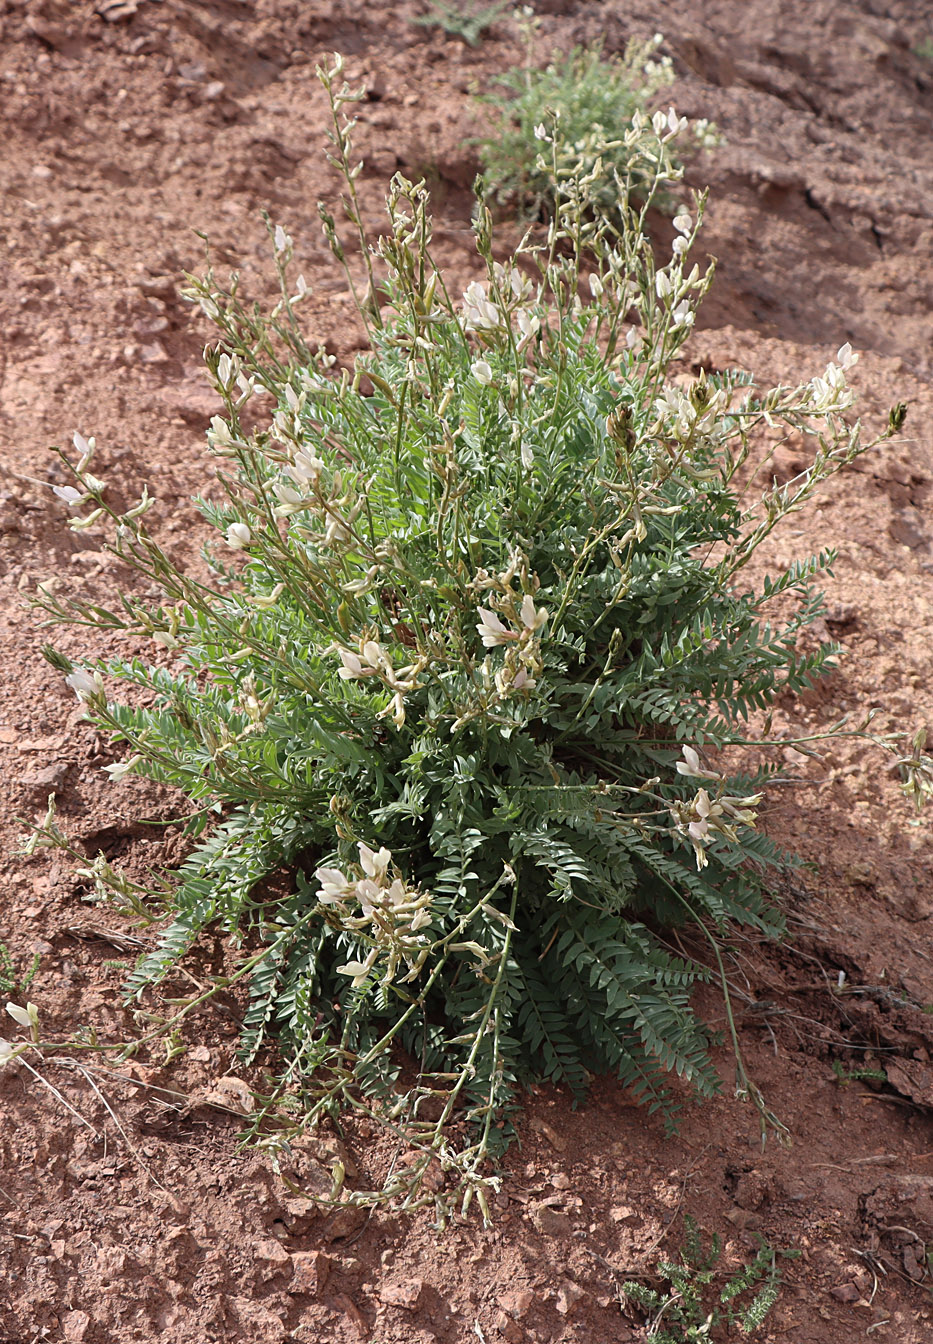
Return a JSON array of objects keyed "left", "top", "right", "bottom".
[
  {"left": 670, "top": 746, "right": 763, "bottom": 869},
  {"left": 314, "top": 843, "right": 433, "bottom": 987},
  {"left": 334, "top": 640, "right": 426, "bottom": 729}
]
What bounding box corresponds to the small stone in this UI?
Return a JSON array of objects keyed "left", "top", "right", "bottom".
[
  {"left": 289, "top": 1250, "right": 329, "bottom": 1295},
  {"left": 138, "top": 341, "right": 169, "bottom": 364},
  {"left": 19, "top": 762, "right": 68, "bottom": 805},
  {"left": 500, "top": 1289, "right": 534, "bottom": 1319},
  {"left": 62, "top": 1312, "right": 90, "bottom": 1342},
  {"left": 830, "top": 1281, "right": 860, "bottom": 1303},
  {"left": 555, "top": 1281, "right": 585, "bottom": 1316},
  {"left": 379, "top": 1277, "right": 424, "bottom": 1310},
  {"left": 495, "top": 1312, "right": 524, "bottom": 1342},
  {"left": 532, "top": 1205, "right": 573, "bottom": 1237},
  {"left": 253, "top": 1238, "right": 292, "bottom": 1280},
  {"left": 889, "top": 506, "right": 927, "bottom": 549},
  {"left": 531, "top": 1116, "right": 567, "bottom": 1152}
]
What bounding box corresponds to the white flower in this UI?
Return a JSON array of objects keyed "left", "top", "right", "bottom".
[
  {"left": 626, "top": 326, "right": 640, "bottom": 349},
  {"left": 476, "top": 608, "right": 514, "bottom": 648},
  {"left": 314, "top": 866, "right": 349, "bottom": 904},
  {"left": 520, "top": 440, "right": 534, "bottom": 470},
  {"left": 471, "top": 359, "right": 494, "bottom": 386},
  {"left": 322, "top": 513, "right": 350, "bottom": 546},
  {"left": 359, "top": 843, "right": 392, "bottom": 882},
  {"left": 676, "top": 745, "right": 721, "bottom": 781},
  {"left": 73, "top": 431, "right": 92, "bottom": 458},
  {"left": 672, "top": 236, "right": 689, "bottom": 256},
  {"left": 673, "top": 213, "right": 692, "bottom": 235},
  {"left": 337, "top": 648, "right": 367, "bottom": 680},
  {"left": 291, "top": 447, "right": 323, "bottom": 485},
  {"left": 836, "top": 342, "right": 858, "bottom": 370},
  {"left": 208, "top": 415, "right": 232, "bottom": 447},
  {"left": 516, "top": 308, "right": 540, "bottom": 342},
  {"left": 519, "top": 593, "right": 548, "bottom": 632},
  {"left": 6, "top": 1002, "right": 38, "bottom": 1031},
  {"left": 588, "top": 274, "right": 604, "bottom": 299},
  {"left": 461, "top": 280, "right": 501, "bottom": 332},
  {"left": 0, "top": 1039, "right": 18, "bottom": 1066},
  {"left": 65, "top": 667, "right": 103, "bottom": 704},
  {"left": 225, "top": 522, "right": 252, "bottom": 549},
  {"left": 52, "top": 484, "right": 84, "bottom": 506},
  {"left": 273, "top": 481, "right": 305, "bottom": 517},
  {"left": 337, "top": 949, "right": 379, "bottom": 987},
  {"left": 671, "top": 300, "right": 694, "bottom": 330},
  {"left": 533, "top": 122, "right": 548, "bottom": 140},
  {"left": 102, "top": 754, "right": 143, "bottom": 783},
  {"left": 273, "top": 224, "right": 291, "bottom": 254},
  {"left": 655, "top": 271, "right": 672, "bottom": 300}
]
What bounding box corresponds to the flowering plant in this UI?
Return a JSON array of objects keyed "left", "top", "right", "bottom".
[
  {"left": 37, "top": 57, "right": 902, "bottom": 1216},
  {"left": 478, "top": 33, "right": 719, "bottom": 218}
]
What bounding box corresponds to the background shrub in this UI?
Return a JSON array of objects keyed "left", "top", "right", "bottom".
[{"left": 478, "top": 33, "right": 718, "bottom": 217}]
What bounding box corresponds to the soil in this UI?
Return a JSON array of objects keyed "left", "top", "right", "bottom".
[{"left": 2, "top": 1, "right": 933, "bottom": 1341}]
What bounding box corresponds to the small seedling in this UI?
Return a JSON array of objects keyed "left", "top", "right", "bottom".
[
  {"left": 411, "top": 0, "right": 509, "bottom": 47},
  {"left": 0, "top": 942, "right": 40, "bottom": 999},
  {"left": 621, "top": 1216, "right": 797, "bottom": 1340}
]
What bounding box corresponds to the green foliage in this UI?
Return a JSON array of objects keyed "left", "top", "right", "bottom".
[
  {"left": 0, "top": 943, "right": 40, "bottom": 998},
  {"left": 411, "top": 0, "right": 510, "bottom": 47},
  {"left": 831, "top": 1060, "right": 887, "bottom": 1087},
  {"left": 621, "top": 1216, "right": 796, "bottom": 1340},
  {"left": 37, "top": 55, "right": 897, "bottom": 1214},
  {"left": 914, "top": 38, "right": 933, "bottom": 61},
  {"left": 478, "top": 34, "right": 718, "bottom": 217}
]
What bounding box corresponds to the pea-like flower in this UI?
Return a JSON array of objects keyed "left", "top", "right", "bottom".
[
  {"left": 471, "top": 359, "right": 494, "bottom": 386},
  {"left": 476, "top": 608, "right": 515, "bottom": 648},
  {"left": 676, "top": 745, "right": 721, "bottom": 781},
  {"left": 461, "top": 280, "right": 501, "bottom": 332},
  {"left": 66, "top": 667, "right": 104, "bottom": 704},
  {"left": 225, "top": 522, "right": 252, "bottom": 549}
]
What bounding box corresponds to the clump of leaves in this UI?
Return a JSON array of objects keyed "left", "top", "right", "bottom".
[
  {"left": 411, "top": 0, "right": 510, "bottom": 47},
  {"left": 36, "top": 54, "right": 901, "bottom": 1217},
  {"left": 0, "top": 943, "right": 40, "bottom": 999},
  {"left": 478, "top": 33, "right": 718, "bottom": 218},
  {"left": 621, "top": 1216, "right": 797, "bottom": 1340}
]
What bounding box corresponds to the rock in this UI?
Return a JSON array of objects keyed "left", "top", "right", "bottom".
[
  {"left": 830, "top": 1281, "right": 860, "bottom": 1303},
  {"left": 289, "top": 1250, "right": 329, "bottom": 1296},
  {"left": 19, "top": 762, "right": 69, "bottom": 805},
  {"left": 555, "top": 1281, "right": 585, "bottom": 1316},
  {"left": 499, "top": 1289, "right": 534, "bottom": 1319},
  {"left": 889, "top": 506, "right": 927, "bottom": 549},
  {"left": 531, "top": 1116, "right": 567, "bottom": 1152},
  {"left": 532, "top": 1204, "right": 573, "bottom": 1237},
  {"left": 495, "top": 1312, "right": 525, "bottom": 1342},
  {"left": 230, "top": 1297, "right": 287, "bottom": 1342},
  {"left": 864, "top": 1175, "right": 933, "bottom": 1243},
  {"left": 62, "top": 1312, "right": 91, "bottom": 1342},
  {"left": 253, "top": 1238, "right": 292, "bottom": 1280},
  {"left": 322, "top": 1197, "right": 369, "bottom": 1242},
  {"left": 379, "top": 1277, "right": 424, "bottom": 1310}
]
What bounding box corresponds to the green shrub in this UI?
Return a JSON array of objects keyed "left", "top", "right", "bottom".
[
  {"left": 411, "top": 0, "right": 510, "bottom": 47},
  {"left": 478, "top": 33, "right": 718, "bottom": 217},
  {"left": 38, "top": 56, "right": 900, "bottom": 1216},
  {"left": 621, "top": 1215, "right": 797, "bottom": 1340}
]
